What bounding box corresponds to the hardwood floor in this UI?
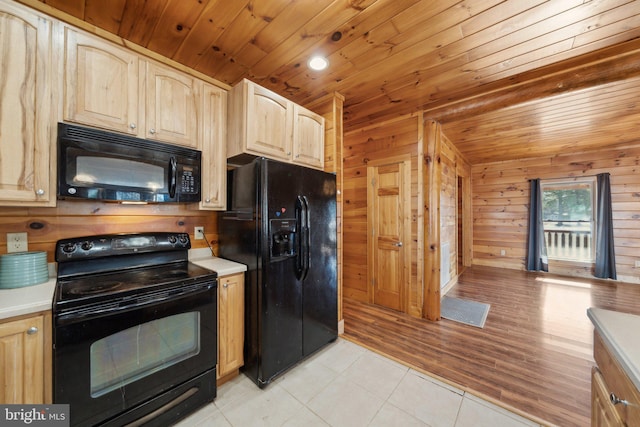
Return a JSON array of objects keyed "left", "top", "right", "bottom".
[{"left": 342, "top": 266, "right": 640, "bottom": 427}]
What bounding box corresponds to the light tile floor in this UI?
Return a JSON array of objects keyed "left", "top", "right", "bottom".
[{"left": 174, "top": 338, "right": 542, "bottom": 427}]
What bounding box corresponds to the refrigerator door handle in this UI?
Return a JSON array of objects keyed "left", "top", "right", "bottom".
[
  {"left": 295, "top": 196, "right": 306, "bottom": 280},
  {"left": 301, "top": 195, "right": 310, "bottom": 280}
]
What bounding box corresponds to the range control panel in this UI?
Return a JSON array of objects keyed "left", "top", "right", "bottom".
[{"left": 55, "top": 232, "right": 191, "bottom": 261}]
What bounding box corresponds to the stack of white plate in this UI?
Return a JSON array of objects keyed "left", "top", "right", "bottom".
[{"left": 0, "top": 251, "right": 49, "bottom": 289}]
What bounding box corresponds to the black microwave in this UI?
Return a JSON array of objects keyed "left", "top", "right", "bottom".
[{"left": 57, "top": 123, "right": 201, "bottom": 203}]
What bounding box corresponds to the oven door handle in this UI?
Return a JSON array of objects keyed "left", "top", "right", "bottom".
[{"left": 55, "top": 282, "right": 214, "bottom": 326}]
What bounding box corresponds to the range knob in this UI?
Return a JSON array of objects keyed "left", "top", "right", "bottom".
[
  {"left": 168, "top": 235, "right": 177, "bottom": 244},
  {"left": 81, "top": 241, "right": 93, "bottom": 251},
  {"left": 179, "top": 234, "right": 188, "bottom": 244},
  {"left": 62, "top": 242, "right": 76, "bottom": 253}
]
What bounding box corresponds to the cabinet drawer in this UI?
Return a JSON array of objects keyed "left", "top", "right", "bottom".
[{"left": 594, "top": 331, "right": 640, "bottom": 425}]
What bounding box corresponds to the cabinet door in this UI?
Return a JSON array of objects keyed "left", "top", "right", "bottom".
[
  {"left": 0, "top": 314, "right": 45, "bottom": 404},
  {"left": 145, "top": 61, "right": 200, "bottom": 148},
  {"left": 246, "top": 83, "right": 292, "bottom": 160},
  {"left": 293, "top": 105, "right": 324, "bottom": 169},
  {"left": 0, "top": 3, "right": 55, "bottom": 206},
  {"left": 64, "top": 28, "right": 139, "bottom": 135},
  {"left": 200, "top": 84, "right": 227, "bottom": 210},
  {"left": 592, "top": 367, "right": 623, "bottom": 427},
  {"left": 218, "top": 273, "right": 244, "bottom": 378}
]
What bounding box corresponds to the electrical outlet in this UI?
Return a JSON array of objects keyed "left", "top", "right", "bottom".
[
  {"left": 500, "top": 249, "right": 506, "bottom": 256},
  {"left": 194, "top": 227, "right": 204, "bottom": 240},
  {"left": 7, "top": 232, "right": 28, "bottom": 253},
  {"left": 635, "top": 260, "right": 640, "bottom": 268}
]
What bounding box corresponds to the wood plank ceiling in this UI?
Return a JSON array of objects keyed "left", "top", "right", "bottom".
[{"left": 31, "top": 0, "right": 640, "bottom": 164}]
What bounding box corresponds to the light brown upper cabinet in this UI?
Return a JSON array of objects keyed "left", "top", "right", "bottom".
[
  {"left": 64, "top": 28, "right": 139, "bottom": 136},
  {"left": 293, "top": 105, "right": 324, "bottom": 169},
  {"left": 64, "top": 28, "right": 201, "bottom": 149},
  {"left": 0, "top": 1, "right": 56, "bottom": 206},
  {"left": 200, "top": 84, "right": 227, "bottom": 210},
  {"left": 144, "top": 61, "right": 200, "bottom": 148},
  {"left": 228, "top": 79, "right": 324, "bottom": 170}
]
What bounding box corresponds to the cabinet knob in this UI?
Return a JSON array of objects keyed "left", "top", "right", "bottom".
[
  {"left": 27, "top": 326, "right": 38, "bottom": 335},
  {"left": 36, "top": 189, "right": 45, "bottom": 196},
  {"left": 223, "top": 283, "right": 228, "bottom": 288},
  {"left": 149, "top": 128, "right": 156, "bottom": 134},
  {"left": 129, "top": 123, "right": 137, "bottom": 129},
  {"left": 610, "top": 393, "right": 628, "bottom": 406},
  {"left": 205, "top": 198, "right": 211, "bottom": 203}
]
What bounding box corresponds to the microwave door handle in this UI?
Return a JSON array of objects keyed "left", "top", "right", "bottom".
[{"left": 169, "top": 157, "right": 177, "bottom": 198}]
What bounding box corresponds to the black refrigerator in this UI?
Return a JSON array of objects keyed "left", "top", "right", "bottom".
[{"left": 219, "top": 157, "right": 338, "bottom": 388}]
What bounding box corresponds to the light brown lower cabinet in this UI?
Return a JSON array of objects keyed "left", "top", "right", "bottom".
[
  {"left": 217, "top": 273, "right": 244, "bottom": 383},
  {"left": 0, "top": 311, "right": 52, "bottom": 403},
  {"left": 592, "top": 331, "right": 640, "bottom": 426}
]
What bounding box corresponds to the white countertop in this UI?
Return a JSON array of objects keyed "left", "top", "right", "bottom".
[
  {"left": 188, "top": 248, "right": 247, "bottom": 276},
  {"left": 0, "top": 251, "right": 246, "bottom": 321},
  {"left": 0, "top": 277, "right": 56, "bottom": 321},
  {"left": 587, "top": 307, "right": 640, "bottom": 391}
]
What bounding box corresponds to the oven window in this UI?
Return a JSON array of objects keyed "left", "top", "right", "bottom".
[
  {"left": 74, "top": 156, "right": 166, "bottom": 190},
  {"left": 90, "top": 312, "right": 200, "bottom": 397}
]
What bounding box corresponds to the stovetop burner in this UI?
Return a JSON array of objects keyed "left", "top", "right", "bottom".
[
  {"left": 54, "top": 233, "right": 218, "bottom": 313},
  {"left": 67, "top": 281, "right": 124, "bottom": 295},
  {"left": 55, "top": 261, "right": 217, "bottom": 312}
]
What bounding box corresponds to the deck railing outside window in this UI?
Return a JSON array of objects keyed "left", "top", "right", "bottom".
[{"left": 543, "top": 221, "right": 593, "bottom": 262}]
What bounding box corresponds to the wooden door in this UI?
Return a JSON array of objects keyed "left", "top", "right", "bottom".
[
  {"left": 246, "top": 81, "right": 292, "bottom": 160},
  {"left": 145, "top": 60, "right": 200, "bottom": 148},
  {"left": 292, "top": 105, "right": 324, "bottom": 169},
  {"left": 0, "top": 2, "right": 55, "bottom": 206},
  {"left": 367, "top": 160, "right": 410, "bottom": 312},
  {"left": 64, "top": 28, "right": 139, "bottom": 135},
  {"left": 218, "top": 273, "right": 244, "bottom": 379},
  {"left": 0, "top": 314, "right": 45, "bottom": 403}
]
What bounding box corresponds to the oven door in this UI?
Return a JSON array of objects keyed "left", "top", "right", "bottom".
[{"left": 53, "top": 281, "right": 217, "bottom": 427}]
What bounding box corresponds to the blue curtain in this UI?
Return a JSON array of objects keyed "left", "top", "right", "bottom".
[
  {"left": 526, "top": 179, "right": 548, "bottom": 272},
  {"left": 595, "top": 173, "right": 616, "bottom": 279}
]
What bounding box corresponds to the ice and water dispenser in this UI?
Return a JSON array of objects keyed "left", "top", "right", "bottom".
[{"left": 270, "top": 219, "right": 296, "bottom": 259}]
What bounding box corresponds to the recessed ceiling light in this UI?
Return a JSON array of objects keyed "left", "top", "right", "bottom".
[{"left": 308, "top": 55, "right": 329, "bottom": 71}]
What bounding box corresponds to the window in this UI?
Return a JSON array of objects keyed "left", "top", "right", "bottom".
[{"left": 541, "top": 178, "right": 596, "bottom": 262}]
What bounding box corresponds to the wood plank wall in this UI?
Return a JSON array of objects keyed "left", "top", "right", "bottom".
[
  {"left": 0, "top": 201, "right": 217, "bottom": 263},
  {"left": 440, "top": 135, "right": 471, "bottom": 289},
  {"left": 344, "top": 115, "right": 422, "bottom": 316},
  {"left": 343, "top": 114, "right": 470, "bottom": 318},
  {"left": 471, "top": 144, "right": 640, "bottom": 284}
]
